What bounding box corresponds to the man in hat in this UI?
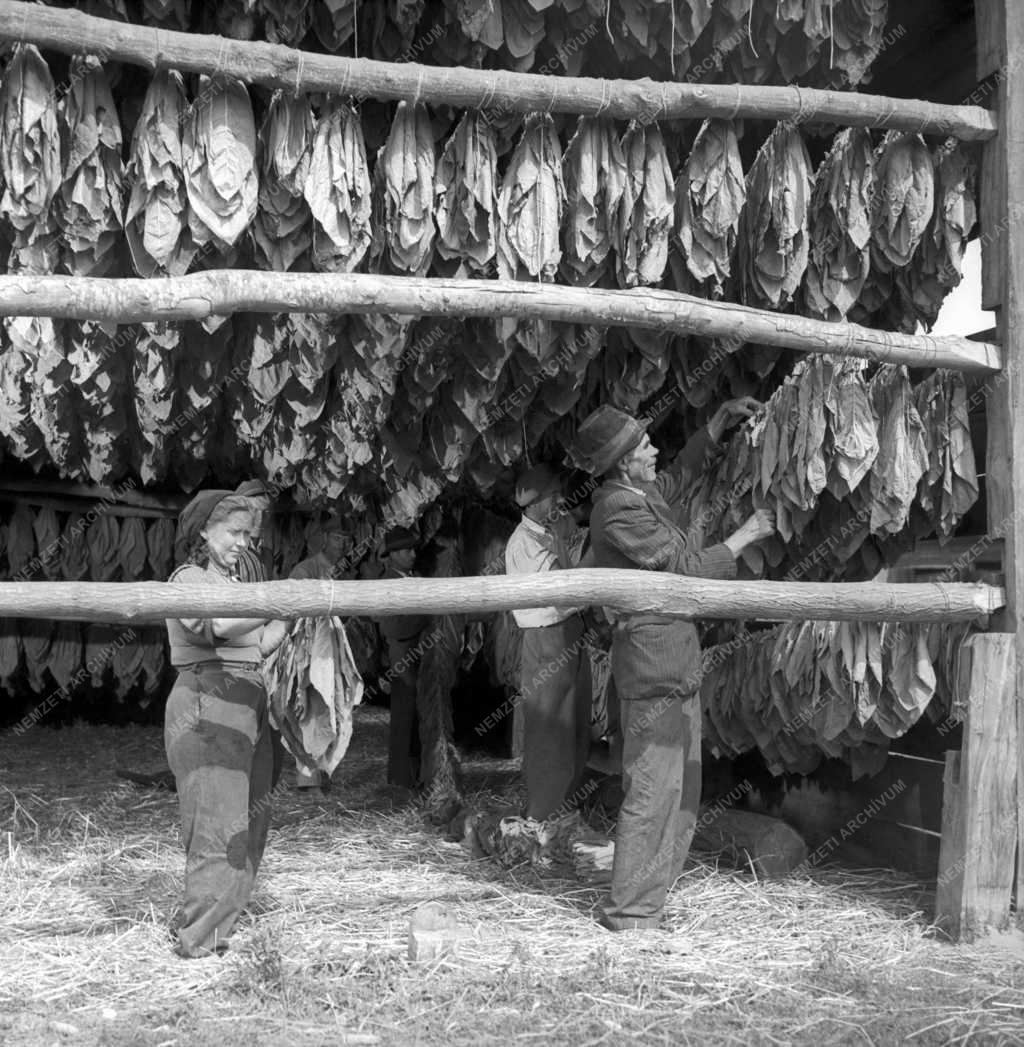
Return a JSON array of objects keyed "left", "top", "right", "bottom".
[
  {"left": 287, "top": 515, "right": 354, "bottom": 791},
  {"left": 378, "top": 526, "right": 429, "bottom": 789},
  {"left": 505, "top": 463, "right": 593, "bottom": 822},
  {"left": 573, "top": 399, "right": 774, "bottom": 931}
]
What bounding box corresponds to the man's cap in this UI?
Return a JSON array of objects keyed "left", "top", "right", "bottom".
[
  {"left": 321, "top": 514, "right": 348, "bottom": 537},
  {"left": 235, "top": 479, "right": 273, "bottom": 499},
  {"left": 178, "top": 489, "right": 235, "bottom": 547},
  {"left": 515, "top": 463, "right": 563, "bottom": 508},
  {"left": 570, "top": 405, "right": 649, "bottom": 476},
  {"left": 383, "top": 526, "right": 419, "bottom": 553}
]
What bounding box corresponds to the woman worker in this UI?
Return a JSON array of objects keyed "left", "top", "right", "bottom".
[{"left": 164, "top": 489, "right": 288, "bottom": 957}]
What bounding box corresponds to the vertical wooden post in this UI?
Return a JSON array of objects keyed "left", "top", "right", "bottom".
[
  {"left": 971, "top": 0, "right": 1024, "bottom": 926},
  {"left": 936, "top": 634, "right": 1017, "bottom": 938}
]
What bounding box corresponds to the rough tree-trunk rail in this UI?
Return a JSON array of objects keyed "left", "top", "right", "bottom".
[
  {"left": 0, "top": 574, "right": 1002, "bottom": 624},
  {"left": 0, "top": 272, "right": 1002, "bottom": 374},
  {"left": 0, "top": 0, "right": 997, "bottom": 140}
]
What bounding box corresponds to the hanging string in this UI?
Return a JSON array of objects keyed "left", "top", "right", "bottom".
[
  {"left": 353, "top": 0, "right": 359, "bottom": 60},
  {"left": 328, "top": 579, "right": 336, "bottom": 617},
  {"left": 595, "top": 79, "right": 610, "bottom": 119},
  {"left": 747, "top": 0, "right": 759, "bottom": 60},
  {"left": 829, "top": 0, "right": 835, "bottom": 71},
  {"left": 294, "top": 51, "right": 305, "bottom": 96},
  {"left": 605, "top": 0, "right": 613, "bottom": 44},
  {"left": 669, "top": 0, "right": 677, "bottom": 79},
  {"left": 413, "top": 65, "right": 424, "bottom": 107},
  {"left": 728, "top": 83, "right": 743, "bottom": 123},
  {"left": 793, "top": 85, "right": 805, "bottom": 125},
  {"left": 150, "top": 27, "right": 162, "bottom": 71},
  {"left": 481, "top": 71, "right": 498, "bottom": 112}
]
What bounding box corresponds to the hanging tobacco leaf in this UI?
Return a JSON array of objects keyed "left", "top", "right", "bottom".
[
  {"left": 497, "top": 113, "right": 564, "bottom": 281},
  {"left": 801, "top": 127, "right": 873, "bottom": 321},
  {"left": 615, "top": 120, "right": 674, "bottom": 289},
  {"left": 305, "top": 99, "right": 373, "bottom": 273},
  {"left": 125, "top": 70, "right": 197, "bottom": 277},
  {"left": 378, "top": 102, "right": 436, "bottom": 275},
  {"left": 0, "top": 45, "right": 62, "bottom": 263},
  {"left": 258, "top": 0, "right": 314, "bottom": 44},
  {"left": 561, "top": 117, "right": 626, "bottom": 287},
  {"left": 252, "top": 90, "right": 314, "bottom": 272},
  {"left": 676, "top": 119, "right": 745, "bottom": 296},
  {"left": 313, "top": 0, "right": 358, "bottom": 49},
  {"left": 132, "top": 321, "right": 179, "bottom": 484},
  {"left": 435, "top": 110, "right": 498, "bottom": 276},
  {"left": 738, "top": 122, "right": 812, "bottom": 311},
  {"left": 903, "top": 140, "right": 977, "bottom": 330},
  {"left": 870, "top": 131, "right": 934, "bottom": 274},
  {"left": 184, "top": 76, "right": 259, "bottom": 256}
]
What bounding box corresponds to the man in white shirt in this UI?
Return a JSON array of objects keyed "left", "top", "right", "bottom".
[{"left": 505, "top": 463, "right": 592, "bottom": 821}]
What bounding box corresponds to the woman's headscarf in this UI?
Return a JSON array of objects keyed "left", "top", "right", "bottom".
[{"left": 177, "top": 490, "right": 254, "bottom": 565}]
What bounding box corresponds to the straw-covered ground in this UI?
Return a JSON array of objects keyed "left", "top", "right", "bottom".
[{"left": 2, "top": 709, "right": 1024, "bottom": 1047}]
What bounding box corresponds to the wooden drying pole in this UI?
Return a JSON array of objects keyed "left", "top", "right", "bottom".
[
  {"left": 0, "top": 272, "right": 1002, "bottom": 374},
  {"left": 0, "top": 574, "right": 1002, "bottom": 624},
  {"left": 0, "top": 0, "right": 997, "bottom": 140}
]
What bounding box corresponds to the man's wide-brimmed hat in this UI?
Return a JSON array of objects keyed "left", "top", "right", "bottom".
[
  {"left": 515, "top": 463, "right": 563, "bottom": 508},
  {"left": 383, "top": 526, "right": 419, "bottom": 554},
  {"left": 570, "top": 405, "right": 649, "bottom": 476}
]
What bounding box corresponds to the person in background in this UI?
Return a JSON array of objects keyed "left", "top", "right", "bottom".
[
  {"left": 504, "top": 463, "right": 592, "bottom": 822},
  {"left": 573, "top": 399, "right": 774, "bottom": 932},
  {"left": 287, "top": 516, "right": 354, "bottom": 792},
  {"left": 164, "top": 490, "right": 289, "bottom": 958},
  {"left": 234, "top": 479, "right": 275, "bottom": 582},
  {"left": 378, "top": 526, "right": 428, "bottom": 791}
]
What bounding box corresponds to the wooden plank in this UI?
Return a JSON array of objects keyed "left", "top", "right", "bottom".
[
  {"left": 976, "top": 0, "right": 1024, "bottom": 919},
  {"left": 936, "top": 751, "right": 967, "bottom": 934},
  {"left": 975, "top": 0, "right": 1007, "bottom": 80},
  {"left": 980, "top": 135, "right": 1008, "bottom": 312},
  {"left": 0, "top": 0, "right": 998, "bottom": 139},
  {"left": 0, "top": 575, "right": 1003, "bottom": 624},
  {"left": 0, "top": 272, "right": 1003, "bottom": 375},
  {"left": 935, "top": 634, "right": 1017, "bottom": 939}
]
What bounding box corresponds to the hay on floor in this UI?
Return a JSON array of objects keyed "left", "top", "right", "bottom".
[{"left": 2, "top": 710, "right": 1024, "bottom": 1047}]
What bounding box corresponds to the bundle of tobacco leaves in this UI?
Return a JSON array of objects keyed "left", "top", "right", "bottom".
[{"left": 738, "top": 122, "right": 812, "bottom": 311}]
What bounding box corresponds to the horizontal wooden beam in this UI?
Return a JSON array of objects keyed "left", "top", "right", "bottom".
[
  {"left": 0, "top": 492, "right": 170, "bottom": 520},
  {"left": 892, "top": 537, "right": 1004, "bottom": 572},
  {"left": 0, "top": 572, "right": 1003, "bottom": 623},
  {"left": 0, "top": 0, "right": 997, "bottom": 140},
  {"left": 0, "top": 272, "right": 1002, "bottom": 374},
  {"left": 0, "top": 478, "right": 186, "bottom": 512}
]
